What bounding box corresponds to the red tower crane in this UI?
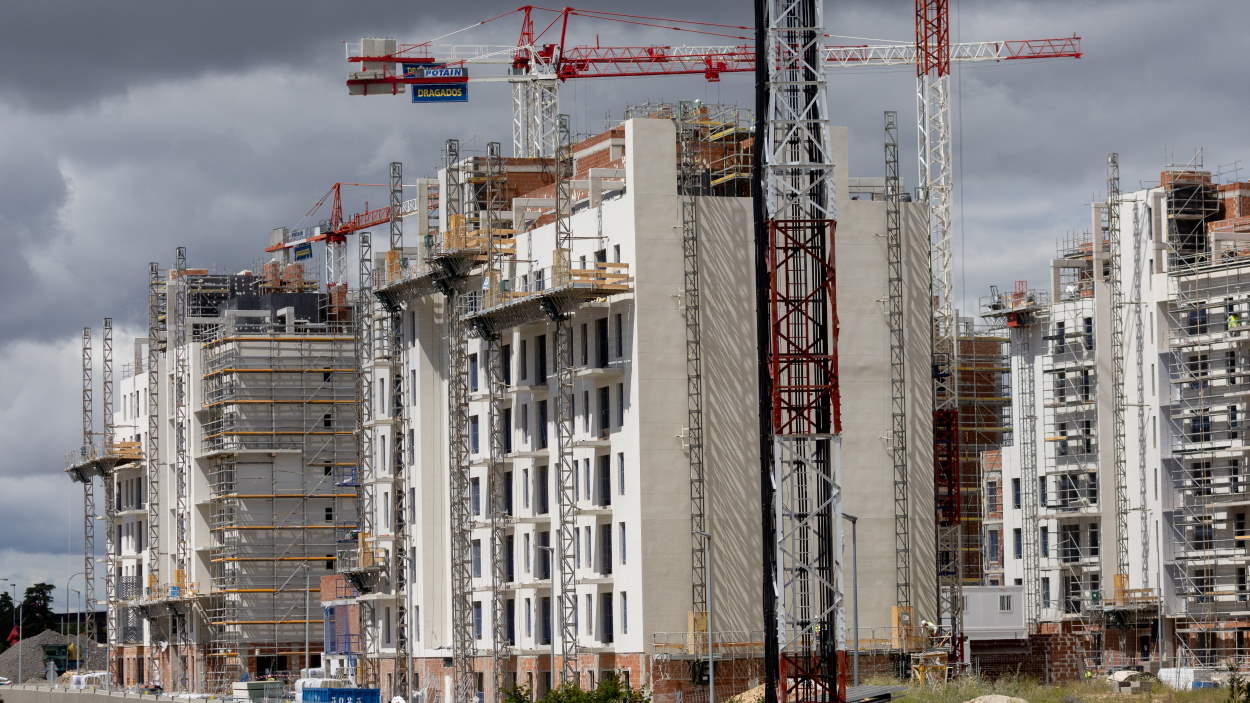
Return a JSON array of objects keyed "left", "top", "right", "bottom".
[{"left": 265, "top": 182, "right": 407, "bottom": 303}]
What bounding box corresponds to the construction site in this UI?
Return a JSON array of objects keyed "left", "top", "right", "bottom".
[{"left": 40, "top": 3, "right": 1249, "bottom": 703}]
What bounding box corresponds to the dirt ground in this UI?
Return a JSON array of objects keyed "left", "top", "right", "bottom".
[{"left": 877, "top": 676, "right": 1229, "bottom": 703}]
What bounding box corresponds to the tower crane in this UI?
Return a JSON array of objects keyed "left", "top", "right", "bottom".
[
  {"left": 341, "top": 3, "right": 1082, "bottom": 700},
  {"left": 265, "top": 181, "right": 419, "bottom": 297}
]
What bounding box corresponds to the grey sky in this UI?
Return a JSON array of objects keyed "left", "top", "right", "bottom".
[{"left": 1, "top": 0, "right": 1246, "bottom": 608}]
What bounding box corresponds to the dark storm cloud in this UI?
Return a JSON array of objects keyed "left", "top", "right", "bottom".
[
  {"left": 0, "top": 0, "right": 756, "bottom": 112},
  {"left": 0, "top": 0, "right": 1247, "bottom": 561}
]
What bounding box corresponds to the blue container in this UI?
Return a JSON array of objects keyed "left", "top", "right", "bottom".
[{"left": 303, "top": 688, "right": 381, "bottom": 703}]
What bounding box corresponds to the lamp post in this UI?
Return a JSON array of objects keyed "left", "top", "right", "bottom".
[
  {"left": 69, "top": 589, "right": 83, "bottom": 673},
  {"left": 67, "top": 571, "right": 86, "bottom": 675},
  {"left": 536, "top": 545, "right": 556, "bottom": 695},
  {"left": 692, "top": 530, "right": 714, "bottom": 703},
  {"left": 842, "top": 514, "right": 860, "bottom": 687}
]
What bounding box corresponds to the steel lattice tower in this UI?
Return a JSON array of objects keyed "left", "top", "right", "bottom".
[
  {"left": 1130, "top": 201, "right": 1152, "bottom": 591},
  {"left": 1106, "top": 154, "right": 1131, "bottom": 589},
  {"left": 756, "top": 2, "right": 843, "bottom": 702},
  {"left": 102, "top": 318, "right": 116, "bottom": 669},
  {"left": 81, "top": 327, "right": 98, "bottom": 649},
  {"left": 916, "top": 0, "right": 964, "bottom": 658},
  {"left": 353, "top": 232, "right": 379, "bottom": 687},
  {"left": 386, "top": 162, "right": 413, "bottom": 701},
  {"left": 884, "top": 111, "right": 913, "bottom": 616},
  {"left": 146, "top": 261, "right": 164, "bottom": 685},
  {"left": 677, "top": 111, "right": 710, "bottom": 621},
  {"left": 482, "top": 141, "right": 513, "bottom": 702},
  {"left": 546, "top": 113, "right": 581, "bottom": 684},
  {"left": 441, "top": 139, "right": 478, "bottom": 703}
]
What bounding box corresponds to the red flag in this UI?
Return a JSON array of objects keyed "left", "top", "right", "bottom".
[{"left": 6, "top": 626, "right": 17, "bottom": 646}]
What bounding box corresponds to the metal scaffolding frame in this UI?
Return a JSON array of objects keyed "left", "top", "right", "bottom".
[
  {"left": 103, "top": 317, "right": 117, "bottom": 673},
  {"left": 200, "top": 286, "right": 357, "bottom": 692},
  {"left": 174, "top": 249, "right": 191, "bottom": 596},
  {"left": 387, "top": 161, "right": 413, "bottom": 701},
  {"left": 349, "top": 231, "right": 379, "bottom": 687},
  {"left": 389, "top": 303, "right": 410, "bottom": 699},
  {"left": 1159, "top": 167, "right": 1249, "bottom": 667},
  {"left": 511, "top": 76, "right": 559, "bottom": 158},
  {"left": 677, "top": 109, "right": 709, "bottom": 622},
  {"left": 885, "top": 110, "right": 913, "bottom": 618},
  {"left": 439, "top": 138, "right": 479, "bottom": 703},
  {"left": 1039, "top": 246, "right": 1104, "bottom": 651},
  {"left": 956, "top": 326, "right": 1011, "bottom": 588},
  {"left": 1107, "top": 155, "right": 1131, "bottom": 591},
  {"left": 171, "top": 249, "right": 192, "bottom": 692},
  {"left": 82, "top": 327, "right": 98, "bottom": 647},
  {"left": 482, "top": 141, "right": 513, "bottom": 702},
  {"left": 146, "top": 260, "right": 165, "bottom": 685},
  {"left": 549, "top": 113, "right": 580, "bottom": 685},
  {"left": 917, "top": 0, "right": 965, "bottom": 655},
  {"left": 982, "top": 283, "right": 1047, "bottom": 626}
]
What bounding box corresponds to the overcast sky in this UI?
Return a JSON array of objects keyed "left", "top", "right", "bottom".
[{"left": 1, "top": 0, "right": 1246, "bottom": 611}]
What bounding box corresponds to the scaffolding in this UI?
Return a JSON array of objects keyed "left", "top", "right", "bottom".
[
  {"left": 440, "top": 138, "right": 480, "bottom": 703},
  {"left": 387, "top": 161, "right": 413, "bottom": 701},
  {"left": 551, "top": 114, "right": 580, "bottom": 685},
  {"left": 65, "top": 317, "right": 147, "bottom": 682},
  {"left": 955, "top": 323, "right": 1011, "bottom": 587},
  {"left": 1040, "top": 236, "right": 1105, "bottom": 653},
  {"left": 1106, "top": 155, "right": 1131, "bottom": 593},
  {"left": 481, "top": 142, "right": 514, "bottom": 702},
  {"left": 103, "top": 317, "right": 117, "bottom": 677},
  {"left": 885, "top": 110, "right": 913, "bottom": 620},
  {"left": 146, "top": 261, "right": 165, "bottom": 685},
  {"left": 676, "top": 105, "right": 710, "bottom": 633},
  {"left": 82, "top": 327, "right": 99, "bottom": 648},
  {"left": 199, "top": 282, "right": 357, "bottom": 692},
  {"left": 342, "top": 230, "right": 380, "bottom": 688},
  {"left": 981, "top": 282, "right": 1048, "bottom": 626},
  {"left": 1160, "top": 166, "right": 1250, "bottom": 669}
]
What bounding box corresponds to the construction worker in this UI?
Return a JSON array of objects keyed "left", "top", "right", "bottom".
[{"left": 1231, "top": 310, "right": 1241, "bottom": 337}]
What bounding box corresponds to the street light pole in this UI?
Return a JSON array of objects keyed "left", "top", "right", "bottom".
[
  {"left": 842, "top": 515, "right": 860, "bottom": 687},
  {"left": 70, "top": 589, "right": 85, "bottom": 673},
  {"left": 4, "top": 580, "right": 23, "bottom": 685},
  {"left": 693, "top": 531, "right": 713, "bottom": 703},
  {"left": 67, "top": 572, "right": 86, "bottom": 673}
]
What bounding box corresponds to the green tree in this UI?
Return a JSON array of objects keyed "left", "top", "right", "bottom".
[{"left": 20, "top": 583, "right": 56, "bottom": 638}]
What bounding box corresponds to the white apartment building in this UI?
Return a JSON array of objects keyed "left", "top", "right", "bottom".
[
  {"left": 342, "top": 110, "right": 936, "bottom": 703},
  {"left": 987, "top": 166, "right": 1250, "bottom": 669}
]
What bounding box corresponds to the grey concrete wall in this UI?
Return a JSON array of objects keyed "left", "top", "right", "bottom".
[
  {"left": 836, "top": 195, "right": 936, "bottom": 634},
  {"left": 698, "top": 196, "right": 764, "bottom": 635},
  {"left": 628, "top": 117, "right": 694, "bottom": 640}
]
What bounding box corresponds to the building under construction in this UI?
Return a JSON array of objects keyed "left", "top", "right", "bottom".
[
  {"left": 987, "top": 157, "right": 1250, "bottom": 672},
  {"left": 82, "top": 259, "right": 358, "bottom": 690},
  {"left": 276, "top": 103, "right": 937, "bottom": 703}
]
